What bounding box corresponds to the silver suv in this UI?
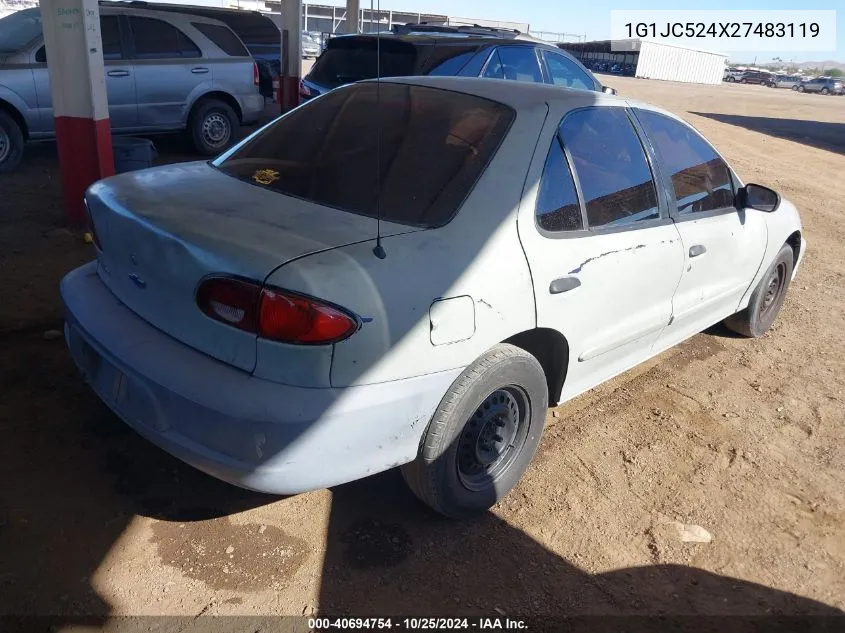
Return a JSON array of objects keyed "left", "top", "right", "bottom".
[{"left": 0, "top": 5, "right": 265, "bottom": 172}]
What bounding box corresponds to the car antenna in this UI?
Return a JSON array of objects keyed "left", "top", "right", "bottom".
[{"left": 371, "top": 0, "right": 387, "bottom": 259}]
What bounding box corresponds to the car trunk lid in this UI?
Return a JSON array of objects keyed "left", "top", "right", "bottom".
[{"left": 86, "top": 160, "right": 411, "bottom": 372}]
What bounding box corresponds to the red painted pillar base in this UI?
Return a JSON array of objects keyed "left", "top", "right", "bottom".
[
  {"left": 54, "top": 116, "right": 114, "bottom": 226},
  {"left": 278, "top": 76, "right": 301, "bottom": 112}
]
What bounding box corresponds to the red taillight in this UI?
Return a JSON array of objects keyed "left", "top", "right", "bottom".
[
  {"left": 196, "top": 277, "right": 357, "bottom": 344},
  {"left": 253, "top": 61, "right": 259, "bottom": 87},
  {"left": 84, "top": 201, "right": 102, "bottom": 250},
  {"left": 299, "top": 80, "right": 312, "bottom": 99}
]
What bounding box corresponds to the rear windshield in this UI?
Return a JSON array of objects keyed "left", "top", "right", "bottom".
[
  {"left": 191, "top": 22, "right": 249, "bottom": 57},
  {"left": 0, "top": 9, "right": 42, "bottom": 53},
  {"left": 308, "top": 38, "right": 419, "bottom": 88},
  {"left": 216, "top": 82, "right": 514, "bottom": 228}
]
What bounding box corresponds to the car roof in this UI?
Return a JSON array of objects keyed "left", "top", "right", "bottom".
[
  {"left": 328, "top": 31, "right": 555, "bottom": 49},
  {"left": 375, "top": 75, "right": 621, "bottom": 110}
]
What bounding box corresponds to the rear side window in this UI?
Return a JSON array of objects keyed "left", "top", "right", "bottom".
[
  {"left": 421, "top": 47, "right": 476, "bottom": 76},
  {"left": 484, "top": 47, "right": 542, "bottom": 83},
  {"left": 560, "top": 107, "right": 659, "bottom": 228},
  {"left": 191, "top": 22, "right": 248, "bottom": 57},
  {"left": 307, "top": 39, "right": 417, "bottom": 89},
  {"left": 542, "top": 51, "right": 593, "bottom": 91},
  {"left": 129, "top": 17, "right": 201, "bottom": 59},
  {"left": 216, "top": 83, "right": 514, "bottom": 228},
  {"left": 536, "top": 139, "right": 583, "bottom": 232},
  {"left": 635, "top": 109, "right": 734, "bottom": 214}
]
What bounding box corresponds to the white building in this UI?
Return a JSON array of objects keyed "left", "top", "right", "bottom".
[{"left": 560, "top": 38, "right": 728, "bottom": 85}]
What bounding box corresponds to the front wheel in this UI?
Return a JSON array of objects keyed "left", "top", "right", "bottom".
[
  {"left": 740, "top": 78, "right": 748, "bottom": 84},
  {"left": 724, "top": 243, "right": 794, "bottom": 338},
  {"left": 401, "top": 344, "right": 548, "bottom": 518},
  {"left": 821, "top": 88, "right": 830, "bottom": 95},
  {"left": 798, "top": 85, "right": 805, "bottom": 92},
  {"left": 792, "top": 85, "right": 799, "bottom": 91},
  {"left": 189, "top": 99, "right": 239, "bottom": 156}
]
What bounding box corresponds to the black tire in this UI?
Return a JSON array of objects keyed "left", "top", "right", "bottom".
[
  {"left": 401, "top": 344, "right": 548, "bottom": 519},
  {"left": 0, "top": 109, "right": 25, "bottom": 173},
  {"left": 792, "top": 85, "right": 799, "bottom": 91},
  {"left": 724, "top": 244, "right": 794, "bottom": 338},
  {"left": 740, "top": 78, "right": 747, "bottom": 84},
  {"left": 798, "top": 85, "right": 805, "bottom": 92},
  {"left": 189, "top": 99, "right": 239, "bottom": 156},
  {"left": 821, "top": 88, "right": 830, "bottom": 95}
]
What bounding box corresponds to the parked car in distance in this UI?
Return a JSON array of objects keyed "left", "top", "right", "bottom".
[
  {"left": 798, "top": 76, "right": 844, "bottom": 95},
  {"left": 302, "top": 32, "right": 321, "bottom": 58},
  {"left": 0, "top": 4, "right": 264, "bottom": 172},
  {"left": 774, "top": 75, "right": 802, "bottom": 89},
  {"left": 300, "top": 23, "right": 615, "bottom": 102},
  {"left": 723, "top": 67, "right": 744, "bottom": 82},
  {"left": 739, "top": 70, "right": 776, "bottom": 86},
  {"left": 62, "top": 77, "right": 805, "bottom": 518}
]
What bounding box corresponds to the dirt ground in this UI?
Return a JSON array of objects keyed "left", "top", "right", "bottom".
[{"left": 1, "top": 76, "right": 844, "bottom": 628}]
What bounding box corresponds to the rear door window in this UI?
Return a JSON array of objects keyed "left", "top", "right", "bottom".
[
  {"left": 542, "top": 51, "right": 594, "bottom": 90},
  {"left": 559, "top": 107, "right": 659, "bottom": 228},
  {"left": 421, "top": 46, "right": 477, "bottom": 76},
  {"left": 216, "top": 83, "right": 514, "bottom": 228},
  {"left": 191, "top": 22, "right": 248, "bottom": 57},
  {"left": 484, "top": 46, "right": 543, "bottom": 83},
  {"left": 129, "top": 16, "right": 201, "bottom": 59},
  {"left": 307, "top": 38, "right": 418, "bottom": 89}
]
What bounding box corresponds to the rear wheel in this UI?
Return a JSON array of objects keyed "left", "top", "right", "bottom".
[
  {"left": 821, "top": 87, "right": 830, "bottom": 95},
  {"left": 792, "top": 85, "right": 799, "bottom": 91},
  {"left": 189, "top": 99, "right": 239, "bottom": 156},
  {"left": 0, "top": 109, "right": 24, "bottom": 173},
  {"left": 401, "top": 344, "right": 548, "bottom": 518},
  {"left": 724, "top": 244, "right": 794, "bottom": 338},
  {"left": 798, "top": 84, "right": 805, "bottom": 92},
  {"left": 740, "top": 78, "right": 748, "bottom": 84}
]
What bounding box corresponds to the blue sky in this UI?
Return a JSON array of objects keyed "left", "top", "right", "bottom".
[{"left": 347, "top": 0, "right": 843, "bottom": 63}]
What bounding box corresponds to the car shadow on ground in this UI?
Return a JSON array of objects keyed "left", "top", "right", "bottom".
[{"left": 690, "top": 113, "right": 845, "bottom": 155}]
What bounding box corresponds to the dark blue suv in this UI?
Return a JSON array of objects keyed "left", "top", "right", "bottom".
[{"left": 300, "top": 23, "right": 615, "bottom": 102}]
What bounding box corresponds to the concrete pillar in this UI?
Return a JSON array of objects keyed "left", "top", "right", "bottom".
[
  {"left": 278, "top": 0, "right": 302, "bottom": 111},
  {"left": 345, "top": 0, "right": 359, "bottom": 34},
  {"left": 40, "top": 0, "right": 113, "bottom": 226}
]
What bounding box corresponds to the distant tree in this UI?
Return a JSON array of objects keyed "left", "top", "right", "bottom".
[{"left": 823, "top": 68, "right": 843, "bottom": 77}]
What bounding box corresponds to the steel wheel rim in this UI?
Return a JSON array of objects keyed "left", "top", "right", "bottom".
[
  {"left": 759, "top": 262, "right": 787, "bottom": 318},
  {"left": 0, "top": 127, "right": 10, "bottom": 163},
  {"left": 457, "top": 386, "right": 530, "bottom": 491},
  {"left": 202, "top": 113, "right": 230, "bottom": 148}
]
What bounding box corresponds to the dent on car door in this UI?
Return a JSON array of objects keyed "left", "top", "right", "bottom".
[
  {"left": 517, "top": 105, "right": 685, "bottom": 402},
  {"left": 634, "top": 109, "right": 767, "bottom": 348}
]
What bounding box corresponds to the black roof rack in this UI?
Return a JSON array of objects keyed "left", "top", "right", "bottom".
[{"left": 391, "top": 22, "right": 522, "bottom": 38}]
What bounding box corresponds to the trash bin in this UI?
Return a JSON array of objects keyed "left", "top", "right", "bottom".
[{"left": 112, "top": 137, "right": 157, "bottom": 174}]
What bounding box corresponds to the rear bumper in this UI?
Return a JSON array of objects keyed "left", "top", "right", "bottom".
[{"left": 61, "top": 262, "right": 459, "bottom": 495}]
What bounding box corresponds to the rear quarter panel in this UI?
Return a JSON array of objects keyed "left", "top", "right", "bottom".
[
  {"left": 0, "top": 50, "right": 41, "bottom": 136},
  {"left": 262, "top": 102, "right": 549, "bottom": 387}
]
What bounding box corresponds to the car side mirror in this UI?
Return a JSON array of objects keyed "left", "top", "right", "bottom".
[
  {"left": 738, "top": 183, "right": 780, "bottom": 212},
  {"left": 602, "top": 85, "right": 618, "bottom": 95}
]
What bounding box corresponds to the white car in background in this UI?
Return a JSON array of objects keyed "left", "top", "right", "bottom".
[{"left": 62, "top": 77, "right": 805, "bottom": 518}]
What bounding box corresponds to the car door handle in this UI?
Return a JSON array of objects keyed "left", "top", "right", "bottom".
[
  {"left": 549, "top": 276, "right": 581, "bottom": 294},
  {"left": 191, "top": 67, "right": 210, "bottom": 74},
  {"left": 689, "top": 244, "right": 707, "bottom": 258},
  {"left": 107, "top": 69, "right": 130, "bottom": 77}
]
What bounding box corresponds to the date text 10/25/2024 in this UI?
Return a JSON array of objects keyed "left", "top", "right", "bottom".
[{"left": 308, "top": 618, "right": 528, "bottom": 630}]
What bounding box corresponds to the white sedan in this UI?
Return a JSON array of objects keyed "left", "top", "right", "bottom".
[{"left": 62, "top": 77, "right": 805, "bottom": 518}]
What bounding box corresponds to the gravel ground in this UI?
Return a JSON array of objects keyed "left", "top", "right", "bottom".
[{"left": 0, "top": 76, "right": 843, "bottom": 627}]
